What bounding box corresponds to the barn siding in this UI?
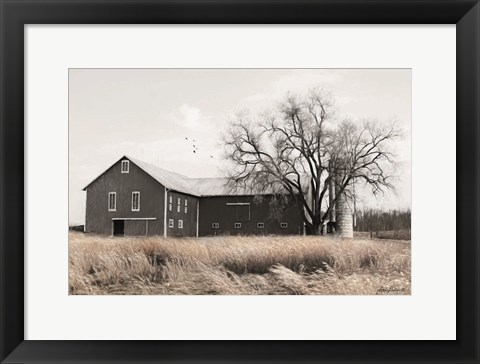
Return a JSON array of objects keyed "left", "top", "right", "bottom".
[
  {"left": 166, "top": 190, "right": 198, "bottom": 237},
  {"left": 85, "top": 159, "right": 165, "bottom": 236},
  {"left": 198, "top": 195, "right": 303, "bottom": 236}
]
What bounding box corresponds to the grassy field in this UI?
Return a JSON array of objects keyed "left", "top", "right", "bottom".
[
  {"left": 354, "top": 230, "right": 411, "bottom": 240},
  {"left": 69, "top": 232, "right": 411, "bottom": 295}
]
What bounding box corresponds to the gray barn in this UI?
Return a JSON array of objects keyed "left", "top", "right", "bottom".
[{"left": 83, "top": 156, "right": 305, "bottom": 237}]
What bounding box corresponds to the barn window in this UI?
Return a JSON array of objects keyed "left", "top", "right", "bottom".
[
  {"left": 108, "top": 192, "right": 116, "bottom": 211},
  {"left": 169, "top": 219, "right": 174, "bottom": 228},
  {"left": 178, "top": 220, "right": 183, "bottom": 229},
  {"left": 121, "top": 160, "right": 129, "bottom": 173},
  {"left": 131, "top": 192, "right": 140, "bottom": 211},
  {"left": 177, "top": 197, "right": 181, "bottom": 212},
  {"left": 281, "top": 222, "right": 288, "bottom": 228},
  {"left": 257, "top": 222, "right": 264, "bottom": 228},
  {"left": 234, "top": 222, "right": 242, "bottom": 229},
  {"left": 212, "top": 223, "right": 219, "bottom": 229},
  {"left": 169, "top": 195, "right": 172, "bottom": 211},
  {"left": 184, "top": 198, "right": 188, "bottom": 213}
]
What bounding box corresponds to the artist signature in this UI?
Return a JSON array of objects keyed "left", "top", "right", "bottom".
[{"left": 376, "top": 286, "right": 406, "bottom": 294}]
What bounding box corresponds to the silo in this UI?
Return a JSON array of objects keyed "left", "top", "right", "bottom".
[
  {"left": 335, "top": 190, "right": 353, "bottom": 238},
  {"left": 329, "top": 161, "right": 354, "bottom": 238},
  {"left": 328, "top": 173, "right": 336, "bottom": 230},
  {"left": 333, "top": 170, "right": 354, "bottom": 238}
]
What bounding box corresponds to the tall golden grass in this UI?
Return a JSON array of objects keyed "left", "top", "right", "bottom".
[{"left": 69, "top": 232, "right": 410, "bottom": 295}]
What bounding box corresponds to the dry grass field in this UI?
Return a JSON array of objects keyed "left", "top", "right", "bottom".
[
  {"left": 354, "top": 230, "right": 411, "bottom": 240},
  {"left": 69, "top": 232, "right": 411, "bottom": 295}
]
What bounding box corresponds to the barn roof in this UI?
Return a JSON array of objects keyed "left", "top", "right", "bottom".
[
  {"left": 127, "top": 156, "right": 200, "bottom": 196},
  {"left": 83, "top": 155, "right": 309, "bottom": 197},
  {"left": 189, "top": 177, "right": 262, "bottom": 196},
  {"left": 187, "top": 177, "right": 309, "bottom": 196}
]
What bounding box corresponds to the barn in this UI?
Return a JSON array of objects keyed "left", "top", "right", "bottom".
[{"left": 83, "top": 156, "right": 306, "bottom": 237}]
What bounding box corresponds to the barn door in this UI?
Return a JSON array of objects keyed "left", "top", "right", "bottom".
[{"left": 113, "top": 220, "right": 125, "bottom": 236}]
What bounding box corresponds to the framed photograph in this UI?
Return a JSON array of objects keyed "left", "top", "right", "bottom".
[{"left": 1, "top": 0, "right": 478, "bottom": 363}]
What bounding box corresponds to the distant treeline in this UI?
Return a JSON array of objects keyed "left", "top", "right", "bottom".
[{"left": 354, "top": 209, "right": 411, "bottom": 233}]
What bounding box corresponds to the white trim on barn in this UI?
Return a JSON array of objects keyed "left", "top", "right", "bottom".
[
  {"left": 164, "top": 188, "right": 168, "bottom": 237},
  {"left": 132, "top": 191, "right": 140, "bottom": 211},
  {"left": 196, "top": 199, "right": 200, "bottom": 237},
  {"left": 111, "top": 217, "right": 157, "bottom": 220},
  {"left": 121, "top": 160, "right": 130, "bottom": 173},
  {"left": 84, "top": 187, "right": 87, "bottom": 232},
  {"left": 108, "top": 192, "right": 116, "bottom": 211}
]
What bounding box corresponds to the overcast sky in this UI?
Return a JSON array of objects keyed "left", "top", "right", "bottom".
[{"left": 69, "top": 69, "right": 411, "bottom": 225}]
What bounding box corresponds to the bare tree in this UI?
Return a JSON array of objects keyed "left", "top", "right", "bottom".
[{"left": 223, "top": 89, "right": 401, "bottom": 235}]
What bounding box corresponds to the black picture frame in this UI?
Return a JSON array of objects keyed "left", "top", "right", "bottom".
[{"left": 1, "top": 1, "right": 479, "bottom": 363}]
